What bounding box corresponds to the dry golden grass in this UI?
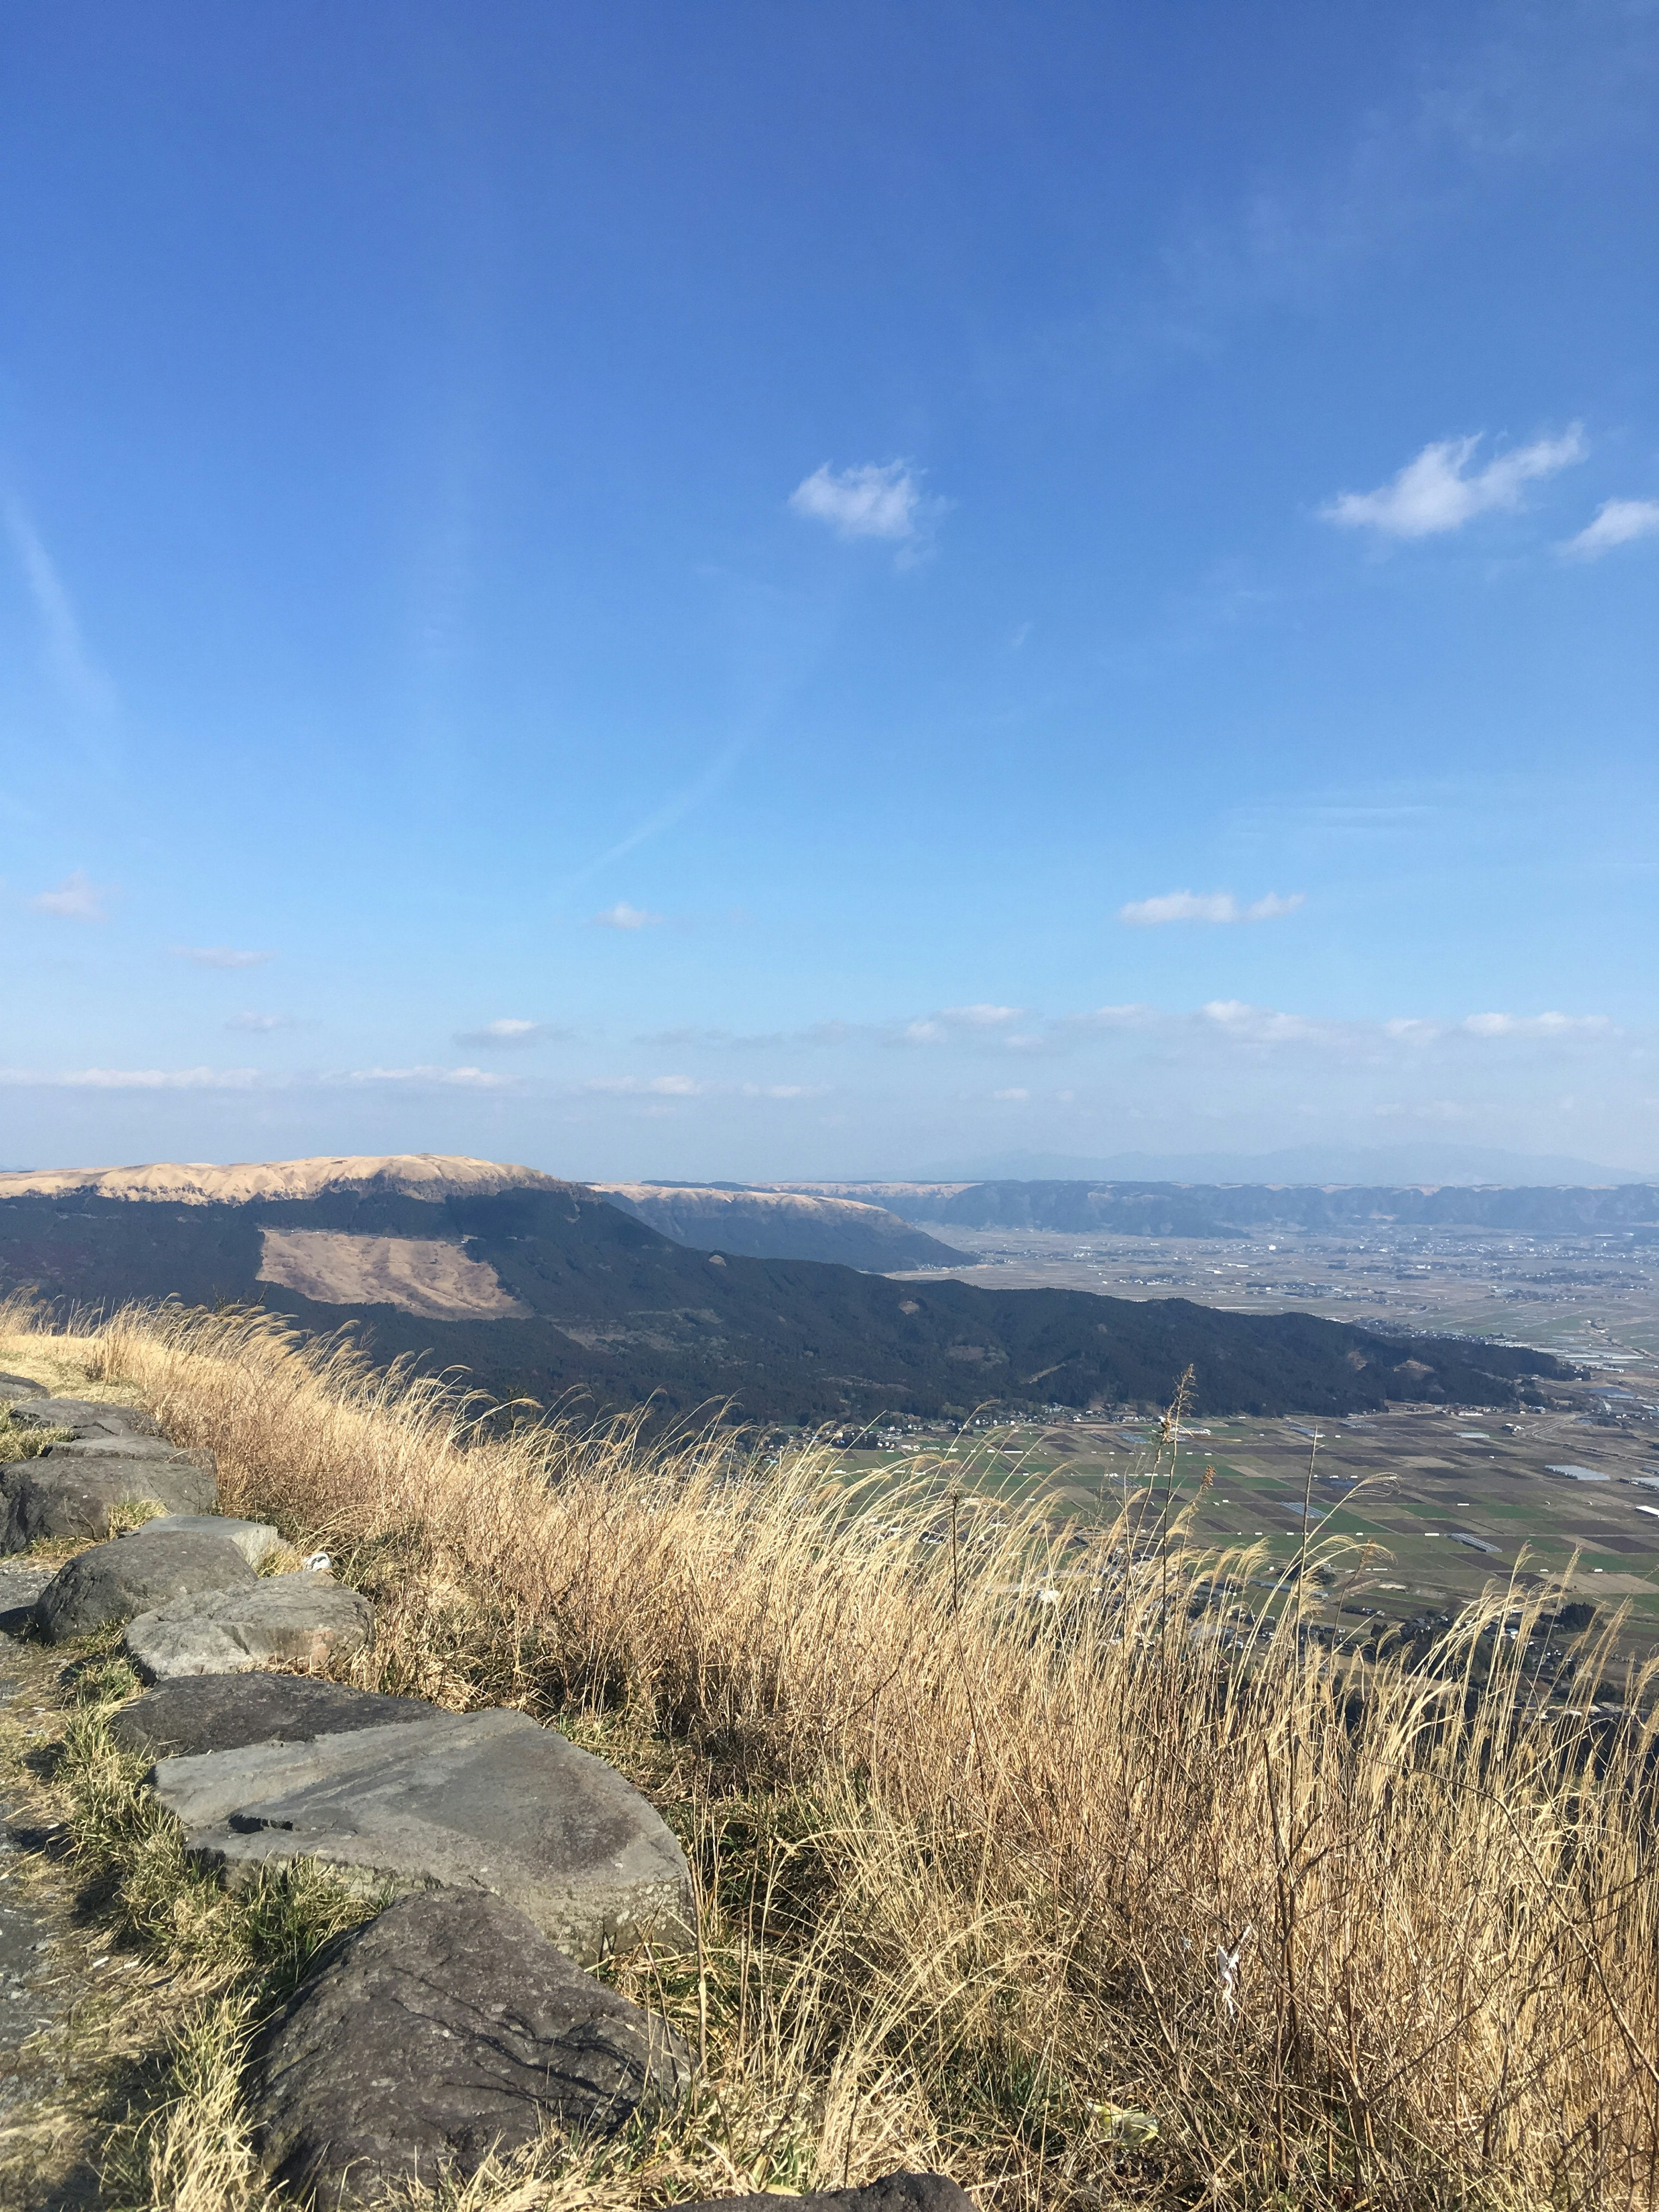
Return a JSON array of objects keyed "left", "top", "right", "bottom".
[{"left": 3, "top": 1293, "right": 1656, "bottom": 2212}]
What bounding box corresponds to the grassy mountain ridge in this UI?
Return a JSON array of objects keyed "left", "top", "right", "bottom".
[{"left": 0, "top": 1183, "right": 1572, "bottom": 1421}]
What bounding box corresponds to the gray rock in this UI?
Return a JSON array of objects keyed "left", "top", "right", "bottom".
[
  {"left": 6, "top": 1397, "right": 153, "bottom": 1438},
  {"left": 246, "top": 1892, "right": 692, "bottom": 2205},
  {"left": 44, "top": 1435, "right": 217, "bottom": 1477},
  {"left": 0, "top": 1452, "right": 217, "bottom": 1552},
  {"left": 35, "top": 1532, "right": 256, "bottom": 1642},
  {"left": 124, "top": 1570, "right": 373, "bottom": 1683},
  {"left": 111, "top": 1674, "right": 438, "bottom": 1760},
  {"left": 0, "top": 1374, "right": 44, "bottom": 1403},
  {"left": 118, "top": 1513, "right": 280, "bottom": 1565},
  {"left": 679, "top": 2179, "right": 976, "bottom": 2212},
  {"left": 0, "top": 1564, "right": 55, "bottom": 1637},
  {"left": 152, "top": 1707, "right": 693, "bottom": 1961}
]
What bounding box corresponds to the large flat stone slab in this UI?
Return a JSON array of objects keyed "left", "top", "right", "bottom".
[
  {"left": 0, "top": 1452, "right": 217, "bottom": 1552},
  {"left": 35, "top": 1532, "right": 256, "bottom": 1642},
  {"left": 42, "top": 1436, "right": 216, "bottom": 1476},
  {"left": 6, "top": 1398, "right": 153, "bottom": 1439},
  {"left": 245, "top": 1892, "right": 691, "bottom": 2204},
  {"left": 118, "top": 1513, "right": 280, "bottom": 1565},
  {"left": 151, "top": 1708, "right": 693, "bottom": 1961},
  {"left": 123, "top": 1570, "right": 373, "bottom": 1682},
  {"left": 681, "top": 2179, "right": 976, "bottom": 2212},
  {"left": 111, "top": 1674, "right": 438, "bottom": 1760}
]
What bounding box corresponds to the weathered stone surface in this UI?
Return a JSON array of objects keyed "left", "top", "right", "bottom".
[
  {"left": 35, "top": 1532, "right": 256, "bottom": 1642},
  {"left": 124, "top": 1570, "right": 372, "bottom": 1683},
  {"left": 246, "top": 1892, "right": 692, "bottom": 2204},
  {"left": 152, "top": 1707, "right": 693, "bottom": 1961},
  {"left": 0, "top": 1564, "right": 54, "bottom": 1635},
  {"left": 120, "top": 1513, "right": 280, "bottom": 1565},
  {"left": 111, "top": 1673, "right": 438, "bottom": 1760},
  {"left": 44, "top": 1435, "right": 216, "bottom": 1477},
  {"left": 6, "top": 1397, "right": 152, "bottom": 1438},
  {"left": 0, "top": 1374, "right": 43, "bottom": 1403},
  {"left": 0, "top": 1452, "right": 217, "bottom": 1553},
  {"left": 679, "top": 2179, "right": 976, "bottom": 2212}
]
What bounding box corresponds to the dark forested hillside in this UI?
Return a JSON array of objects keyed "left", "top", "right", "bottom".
[{"left": 0, "top": 1182, "right": 1573, "bottom": 1424}]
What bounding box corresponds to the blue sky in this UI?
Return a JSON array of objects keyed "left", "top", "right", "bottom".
[{"left": 3, "top": 0, "right": 1656, "bottom": 1180}]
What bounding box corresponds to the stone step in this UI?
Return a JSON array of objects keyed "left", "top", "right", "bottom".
[{"left": 148, "top": 1707, "right": 693, "bottom": 1961}]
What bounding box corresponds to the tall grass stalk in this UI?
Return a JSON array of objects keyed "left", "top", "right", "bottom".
[{"left": 8, "top": 1296, "right": 1657, "bottom": 2210}]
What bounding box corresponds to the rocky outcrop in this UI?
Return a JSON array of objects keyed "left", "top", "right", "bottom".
[
  {"left": 150, "top": 1707, "right": 693, "bottom": 1960},
  {"left": 122, "top": 1513, "right": 282, "bottom": 1565},
  {"left": 596, "top": 1184, "right": 969, "bottom": 1271},
  {"left": 111, "top": 1675, "right": 438, "bottom": 1760},
  {"left": 34, "top": 1530, "right": 256, "bottom": 1642},
  {"left": 124, "top": 1570, "right": 374, "bottom": 1682},
  {"left": 245, "top": 1892, "right": 692, "bottom": 2204},
  {"left": 0, "top": 1451, "right": 216, "bottom": 1551}
]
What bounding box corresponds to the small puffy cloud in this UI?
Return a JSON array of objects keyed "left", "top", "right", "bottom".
[
  {"left": 171, "top": 945, "right": 275, "bottom": 969},
  {"left": 30, "top": 869, "right": 110, "bottom": 921},
  {"left": 590, "top": 902, "right": 662, "bottom": 931},
  {"left": 454, "top": 1018, "right": 566, "bottom": 1049},
  {"left": 226, "top": 1012, "right": 295, "bottom": 1033},
  {"left": 790, "top": 461, "right": 925, "bottom": 542},
  {"left": 902, "top": 1004, "right": 1025, "bottom": 1045},
  {"left": 1119, "top": 890, "right": 1303, "bottom": 926},
  {"left": 941, "top": 1003, "right": 1023, "bottom": 1026},
  {"left": 992, "top": 1087, "right": 1029, "bottom": 1101},
  {"left": 1199, "top": 1000, "right": 1334, "bottom": 1046},
  {"left": 1561, "top": 497, "right": 1659, "bottom": 559},
  {"left": 1321, "top": 427, "right": 1585, "bottom": 538},
  {"left": 738, "top": 1082, "right": 829, "bottom": 1100}
]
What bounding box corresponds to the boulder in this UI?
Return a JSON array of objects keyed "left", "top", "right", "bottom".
[
  {"left": 0, "top": 1374, "right": 44, "bottom": 1402},
  {"left": 246, "top": 1892, "right": 691, "bottom": 2205},
  {"left": 6, "top": 1397, "right": 153, "bottom": 1438},
  {"left": 150, "top": 1708, "right": 693, "bottom": 1961},
  {"left": 680, "top": 2180, "right": 976, "bottom": 2212},
  {"left": 35, "top": 1532, "right": 256, "bottom": 1642},
  {"left": 111, "top": 1674, "right": 438, "bottom": 1760},
  {"left": 0, "top": 1452, "right": 217, "bottom": 1552},
  {"left": 124, "top": 1570, "right": 373, "bottom": 1683},
  {"left": 118, "top": 1513, "right": 280, "bottom": 1566}
]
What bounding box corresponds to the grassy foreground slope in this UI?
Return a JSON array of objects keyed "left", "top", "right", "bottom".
[
  {"left": 3, "top": 1296, "right": 1654, "bottom": 2212},
  {"left": 0, "top": 1184, "right": 1569, "bottom": 1421}
]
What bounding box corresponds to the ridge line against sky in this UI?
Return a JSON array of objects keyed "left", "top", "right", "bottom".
[{"left": 2, "top": 0, "right": 1654, "bottom": 1182}]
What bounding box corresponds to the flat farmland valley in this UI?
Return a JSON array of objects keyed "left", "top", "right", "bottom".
[{"left": 845, "top": 1219, "right": 1659, "bottom": 1669}]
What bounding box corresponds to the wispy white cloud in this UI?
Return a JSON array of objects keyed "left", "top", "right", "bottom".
[
  {"left": 992, "top": 1087, "right": 1030, "bottom": 1101},
  {"left": 225, "top": 1012, "right": 296, "bottom": 1033},
  {"left": 171, "top": 946, "right": 275, "bottom": 969},
  {"left": 790, "top": 460, "right": 927, "bottom": 542},
  {"left": 343, "top": 1065, "right": 512, "bottom": 1088},
  {"left": 1119, "top": 889, "right": 1303, "bottom": 925},
  {"left": 0, "top": 1065, "right": 262, "bottom": 1090},
  {"left": 738, "top": 1082, "right": 829, "bottom": 1100},
  {"left": 590, "top": 902, "right": 663, "bottom": 931},
  {"left": 1458, "top": 1011, "right": 1610, "bottom": 1039},
  {"left": 30, "top": 870, "right": 111, "bottom": 921},
  {"left": 1322, "top": 427, "right": 1585, "bottom": 538},
  {"left": 1199, "top": 1000, "right": 1336, "bottom": 1046},
  {"left": 4, "top": 497, "right": 117, "bottom": 718},
  {"left": 581, "top": 1074, "right": 702, "bottom": 1096},
  {"left": 454, "top": 1018, "right": 567, "bottom": 1048},
  {"left": 1560, "top": 497, "right": 1659, "bottom": 559}
]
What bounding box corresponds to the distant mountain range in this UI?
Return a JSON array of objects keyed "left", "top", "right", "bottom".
[
  {"left": 908, "top": 1144, "right": 1656, "bottom": 1186},
  {"left": 774, "top": 1179, "right": 1659, "bottom": 1238},
  {"left": 0, "top": 1155, "right": 1573, "bottom": 1424}
]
